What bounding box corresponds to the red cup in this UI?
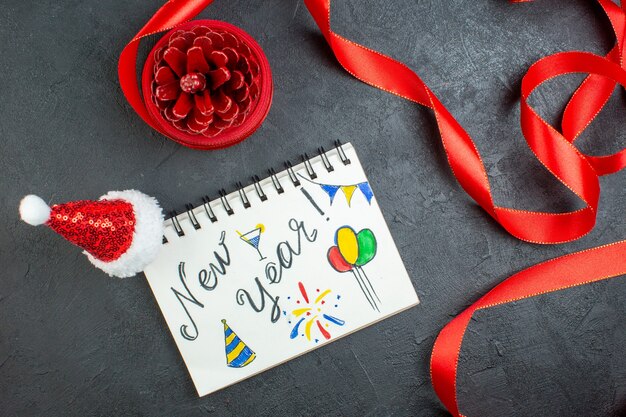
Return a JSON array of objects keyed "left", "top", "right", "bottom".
[{"left": 142, "top": 20, "right": 273, "bottom": 150}]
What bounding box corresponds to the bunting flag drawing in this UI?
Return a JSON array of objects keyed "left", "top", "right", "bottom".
[
  {"left": 222, "top": 319, "right": 256, "bottom": 368},
  {"left": 300, "top": 174, "right": 374, "bottom": 207}
]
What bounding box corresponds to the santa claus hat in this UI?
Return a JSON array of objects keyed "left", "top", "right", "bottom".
[{"left": 19, "top": 190, "right": 164, "bottom": 278}]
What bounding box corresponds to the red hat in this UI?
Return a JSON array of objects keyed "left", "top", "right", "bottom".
[{"left": 19, "top": 190, "right": 164, "bottom": 278}]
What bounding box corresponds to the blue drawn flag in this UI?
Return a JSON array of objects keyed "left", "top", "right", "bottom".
[
  {"left": 222, "top": 319, "right": 256, "bottom": 368},
  {"left": 357, "top": 182, "right": 374, "bottom": 204},
  {"left": 320, "top": 184, "right": 341, "bottom": 204}
]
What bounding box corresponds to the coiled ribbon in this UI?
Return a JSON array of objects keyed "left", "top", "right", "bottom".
[
  {"left": 304, "top": 0, "right": 626, "bottom": 244},
  {"left": 120, "top": 1, "right": 626, "bottom": 416},
  {"left": 302, "top": 0, "right": 626, "bottom": 415}
]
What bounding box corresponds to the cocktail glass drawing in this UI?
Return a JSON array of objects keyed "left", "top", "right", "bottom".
[{"left": 237, "top": 224, "right": 266, "bottom": 261}]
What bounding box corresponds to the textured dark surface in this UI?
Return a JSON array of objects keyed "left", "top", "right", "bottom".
[{"left": 1, "top": 0, "right": 625, "bottom": 416}]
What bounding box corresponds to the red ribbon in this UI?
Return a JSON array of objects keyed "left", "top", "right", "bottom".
[
  {"left": 431, "top": 240, "right": 626, "bottom": 416},
  {"left": 304, "top": 0, "right": 626, "bottom": 244},
  {"left": 118, "top": 0, "right": 215, "bottom": 140},
  {"left": 301, "top": 0, "right": 626, "bottom": 415}
]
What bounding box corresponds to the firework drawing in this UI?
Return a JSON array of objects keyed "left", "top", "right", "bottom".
[{"left": 285, "top": 282, "right": 345, "bottom": 343}]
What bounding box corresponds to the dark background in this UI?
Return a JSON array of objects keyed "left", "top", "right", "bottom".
[{"left": 1, "top": 0, "right": 625, "bottom": 416}]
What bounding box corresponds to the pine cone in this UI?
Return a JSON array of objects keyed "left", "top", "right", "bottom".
[{"left": 151, "top": 25, "right": 262, "bottom": 138}]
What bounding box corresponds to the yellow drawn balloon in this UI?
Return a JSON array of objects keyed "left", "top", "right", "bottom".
[{"left": 336, "top": 227, "right": 359, "bottom": 265}]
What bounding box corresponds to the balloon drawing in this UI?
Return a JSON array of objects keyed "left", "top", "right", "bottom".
[{"left": 327, "top": 226, "right": 380, "bottom": 311}]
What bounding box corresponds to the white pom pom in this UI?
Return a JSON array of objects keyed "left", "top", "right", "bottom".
[{"left": 19, "top": 195, "right": 51, "bottom": 226}]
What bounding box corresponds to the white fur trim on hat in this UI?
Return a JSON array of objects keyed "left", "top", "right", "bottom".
[{"left": 85, "top": 190, "right": 164, "bottom": 278}]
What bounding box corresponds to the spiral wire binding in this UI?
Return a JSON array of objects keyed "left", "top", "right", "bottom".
[
  {"left": 236, "top": 181, "right": 251, "bottom": 208},
  {"left": 269, "top": 168, "right": 284, "bottom": 194},
  {"left": 169, "top": 211, "right": 185, "bottom": 237},
  {"left": 219, "top": 189, "right": 234, "bottom": 215},
  {"left": 252, "top": 175, "right": 268, "bottom": 201},
  {"left": 318, "top": 146, "right": 334, "bottom": 172},
  {"left": 335, "top": 140, "right": 351, "bottom": 165},
  {"left": 202, "top": 195, "right": 218, "bottom": 222},
  {"left": 185, "top": 203, "right": 201, "bottom": 229},
  {"left": 285, "top": 161, "right": 301, "bottom": 186},
  {"left": 164, "top": 141, "right": 351, "bottom": 241},
  {"left": 301, "top": 153, "right": 317, "bottom": 179}
]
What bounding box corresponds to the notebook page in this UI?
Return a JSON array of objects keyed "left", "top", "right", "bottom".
[{"left": 143, "top": 143, "right": 419, "bottom": 396}]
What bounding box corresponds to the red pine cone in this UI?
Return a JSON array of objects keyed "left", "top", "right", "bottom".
[{"left": 151, "top": 25, "right": 262, "bottom": 137}]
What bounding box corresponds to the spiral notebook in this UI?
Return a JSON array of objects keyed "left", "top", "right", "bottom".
[{"left": 143, "top": 142, "right": 419, "bottom": 396}]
